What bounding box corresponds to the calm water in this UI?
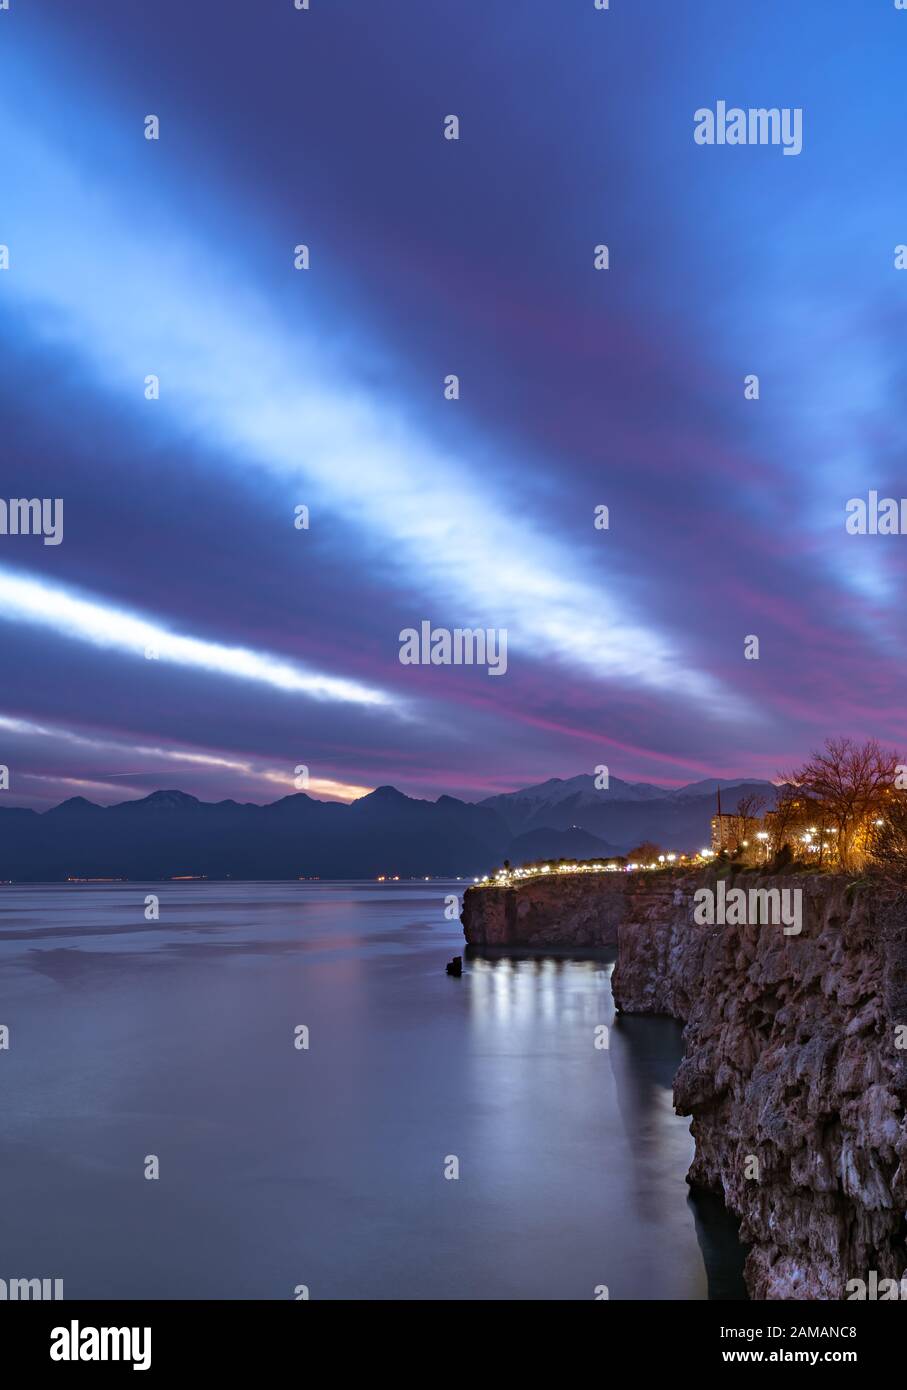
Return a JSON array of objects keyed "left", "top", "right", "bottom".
[{"left": 0, "top": 881, "right": 744, "bottom": 1300}]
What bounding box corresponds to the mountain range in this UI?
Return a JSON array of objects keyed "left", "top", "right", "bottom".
[{"left": 0, "top": 775, "right": 777, "bottom": 881}]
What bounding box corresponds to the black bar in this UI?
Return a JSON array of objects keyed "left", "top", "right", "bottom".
[{"left": 2, "top": 1297, "right": 902, "bottom": 1375}]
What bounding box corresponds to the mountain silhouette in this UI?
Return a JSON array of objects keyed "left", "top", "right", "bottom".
[
  {"left": 479, "top": 774, "right": 776, "bottom": 852},
  {"left": 0, "top": 775, "right": 777, "bottom": 881}
]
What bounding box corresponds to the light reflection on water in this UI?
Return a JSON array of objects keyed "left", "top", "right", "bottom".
[{"left": 0, "top": 881, "right": 744, "bottom": 1299}]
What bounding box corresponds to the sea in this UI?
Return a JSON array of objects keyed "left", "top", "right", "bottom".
[{"left": 0, "top": 880, "right": 745, "bottom": 1300}]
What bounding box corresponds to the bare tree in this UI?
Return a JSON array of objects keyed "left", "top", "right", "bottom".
[
  {"left": 867, "top": 794, "right": 907, "bottom": 875},
  {"left": 767, "top": 789, "right": 828, "bottom": 864},
  {"left": 767, "top": 787, "right": 803, "bottom": 853},
  {"left": 783, "top": 738, "right": 900, "bottom": 871},
  {"left": 627, "top": 841, "right": 662, "bottom": 864},
  {"left": 729, "top": 792, "right": 767, "bottom": 858}
]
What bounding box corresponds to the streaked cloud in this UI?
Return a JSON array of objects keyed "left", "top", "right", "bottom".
[
  {"left": 0, "top": 568, "right": 395, "bottom": 708},
  {"left": 0, "top": 41, "right": 744, "bottom": 717},
  {"left": 0, "top": 712, "right": 373, "bottom": 804},
  {"left": 1, "top": 5, "right": 904, "bottom": 807}
]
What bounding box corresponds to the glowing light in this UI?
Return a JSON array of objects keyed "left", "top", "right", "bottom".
[
  {"left": 0, "top": 568, "right": 393, "bottom": 709},
  {"left": 0, "top": 51, "right": 753, "bottom": 718},
  {"left": 0, "top": 711, "right": 373, "bottom": 803},
  {"left": 261, "top": 771, "right": 374, "bottom": 802}
]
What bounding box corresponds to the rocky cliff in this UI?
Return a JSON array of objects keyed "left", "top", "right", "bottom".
[
  {"left": 462, "top": 868, "right": 907, "bottom": 1300},
  {"left": 461, "top": 872, "right": 627, "bottom": 948}
]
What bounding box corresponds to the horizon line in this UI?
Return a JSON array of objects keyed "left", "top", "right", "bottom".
[{"left": 0, "top": 772, "right": 783, "bottom": 815}]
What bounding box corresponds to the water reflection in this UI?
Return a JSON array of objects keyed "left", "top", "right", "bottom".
[
  {"left": 467, "top": 948, "right": 747, "bottom": 1300},
  {"left": 0, "top": 884, "right": 747, "bottom": 1299}
]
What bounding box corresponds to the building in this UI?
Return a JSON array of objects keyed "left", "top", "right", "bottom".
[
  {"left": 711, "top": 812, "right": 742, "bottom": 853},
  {"left": 711, "top": 811, "right": 773, "bottom": 858}
]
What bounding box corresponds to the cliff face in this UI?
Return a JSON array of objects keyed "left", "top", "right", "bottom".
[
  {"left": 463, "top": 869, "right": 907, "bottom": 1300},
  {"left": 459, "top": 870, "right": 688, "bottom": 948},
  {"left": 461, "top": 873, "right": 627, "bottom": 948}
]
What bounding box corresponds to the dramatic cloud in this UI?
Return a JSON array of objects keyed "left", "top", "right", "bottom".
[
  {"left": 0, "top": 568, "right": 395, "bottom": 708},
  {"left": 0, "top": 2, "right": 904, "bottom": 808}
]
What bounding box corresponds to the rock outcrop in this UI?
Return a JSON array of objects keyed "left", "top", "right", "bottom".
[
  {"left": 462, "top": 868, "right": 907, "bottom": 1299},
  {"left": 461, "top": 872, "right": 627, "bottom": 948}
]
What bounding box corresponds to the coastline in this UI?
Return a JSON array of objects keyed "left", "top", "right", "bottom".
[{"left": 463, "top": 868, "right": 907, "bottom": 1299}]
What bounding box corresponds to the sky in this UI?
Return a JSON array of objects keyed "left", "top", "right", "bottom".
[{"left": 1, "top": 0, "right": 906, "bottom": 810}]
